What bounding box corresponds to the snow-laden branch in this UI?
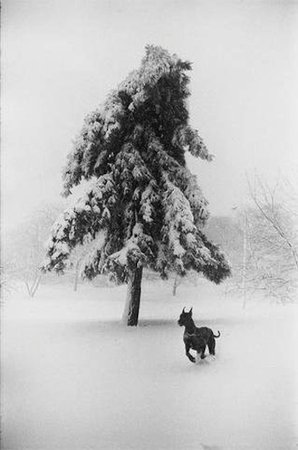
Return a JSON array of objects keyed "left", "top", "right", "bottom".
[
  {"left": 172, "top": 125, "right": 212, "bottom": 161},
  {"left": 103, "top": 223, "right": 154, "bottom": 283},
  {"left": 158, "top": 175, "right": 230, "bottom": 281},
  {"left": 42, "top": 175, "right": 117, "bottom": 273},
  {"left": 146, "top": 133, "right": 209, "bottom": 224}
]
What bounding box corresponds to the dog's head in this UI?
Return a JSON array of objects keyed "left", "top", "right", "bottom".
[{"left": 177, "top": 307, "right": 193, "bottom": 326}]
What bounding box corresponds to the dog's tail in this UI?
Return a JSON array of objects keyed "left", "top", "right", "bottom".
[{"left": 213, "top": 331, "right": 221, "bottom": 338}]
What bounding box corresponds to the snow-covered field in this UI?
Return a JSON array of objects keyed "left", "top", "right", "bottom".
[{"left": 1, "top": 280, "right": 298, "bottom": 450}]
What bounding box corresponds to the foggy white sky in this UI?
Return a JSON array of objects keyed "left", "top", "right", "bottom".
[{"left": 2, "top": 0, "right": 298, "bottom": 232}]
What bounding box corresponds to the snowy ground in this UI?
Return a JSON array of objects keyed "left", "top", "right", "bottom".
[{"left": 1, "top": 280, "right": 298, "bottom": 450}]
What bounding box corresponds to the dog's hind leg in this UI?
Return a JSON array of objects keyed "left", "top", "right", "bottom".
[{"left": 208, "top": 337, "right": 216, "bottom": 356}]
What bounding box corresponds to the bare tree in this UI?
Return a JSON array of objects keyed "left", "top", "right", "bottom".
[
  {"left": 249, "top": 175, "right": 298, "bottom": 270},
  {"left": 244, "top": 175, "right": 298, "bottom": 302},
  {"left": 3, "top": 203, "right": 64, "bottom": 297},
  {"left": 171, "top": 271, "right": 200, "bottom": 296},
  {"left": 205, "top": 177, "right": 298, "bottom": 305}
]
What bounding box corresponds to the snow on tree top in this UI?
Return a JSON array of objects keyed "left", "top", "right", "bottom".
[{"left": 62, "top": 45, "right": 211, "bottom": 196}]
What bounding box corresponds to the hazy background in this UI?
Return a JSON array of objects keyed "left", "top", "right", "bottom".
[{"left": 2, "top": 0, "right": 298, "bottom": 232}]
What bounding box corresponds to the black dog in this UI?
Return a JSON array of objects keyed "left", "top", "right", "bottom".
[{"left": 178, "top": 307, "right": 220, "bottom": 363}]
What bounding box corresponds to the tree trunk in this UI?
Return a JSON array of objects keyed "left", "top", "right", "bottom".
[
  {"left": 122, "top": 266, "right": 143, "bottom": 326},
  {"left": 31, "top": 273, "right": 41, "bottom": 298},
  {"left": 24, "top": 273, "right": 41, "bottom": 298},
  {"left": 73, "top": 261, "right": 80, "bottom": 292},
  {"left": 242, "top": 215, "right": 248, "bottom": 309},
  {"left": 172, "top": 274, "right": 179, "bottom": 296}
]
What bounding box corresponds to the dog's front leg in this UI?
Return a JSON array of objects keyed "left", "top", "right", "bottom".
[
  {"left": 185, "top": 343, "right": 196, "bottom": 363},
  {"left": 199, "top": 345, "right": 206, "bottom": 359}
]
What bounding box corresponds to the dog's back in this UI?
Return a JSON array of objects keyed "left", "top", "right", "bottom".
[{"left": 194, "top": 326, "right": 214, "bottom": 340}]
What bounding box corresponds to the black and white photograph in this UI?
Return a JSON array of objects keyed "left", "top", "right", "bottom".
[{"left": 1, "top": 1, "right": 298, "bottom": 449}]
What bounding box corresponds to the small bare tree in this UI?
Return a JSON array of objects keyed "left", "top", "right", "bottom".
[
  {"left": 3, "top": 204, "right": 64, "bottom": 297},
  {"left": 171, "top": 271, "right": 200, "bottom": 296},
  {"left": 249, "top": 175, "right": 298, "bottom": 269}
]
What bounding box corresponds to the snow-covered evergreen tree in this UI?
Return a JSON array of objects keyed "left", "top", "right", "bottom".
[{"left": 43, "top": 45, "right": 230, "bottom": 325}]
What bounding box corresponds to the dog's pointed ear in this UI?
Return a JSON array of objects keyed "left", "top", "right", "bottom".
[
  {"left": 182, "top": 307, "right": 186, "bottom": 313},
  {"left": 189, "top": 307, "right": 193, "bottom": 315}
]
